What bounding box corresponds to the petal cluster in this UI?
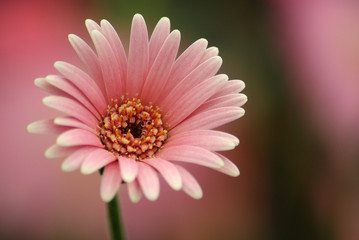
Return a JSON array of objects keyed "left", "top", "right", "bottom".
[{"left": 27, "top": 14, "right": 247, "bottom": 202}]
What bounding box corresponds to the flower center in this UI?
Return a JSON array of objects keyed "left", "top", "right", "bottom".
[{"left": 98, "top": 97, "right": 168, "bottom": 160}]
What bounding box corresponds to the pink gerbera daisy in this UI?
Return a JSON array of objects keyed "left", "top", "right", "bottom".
[{"left": 27, "top": 14, "right": 247, "bottom": 203}]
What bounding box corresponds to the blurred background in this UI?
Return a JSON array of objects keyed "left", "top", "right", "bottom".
[{"left": 1, "top": 0, "right": 359, "bottom": 239}]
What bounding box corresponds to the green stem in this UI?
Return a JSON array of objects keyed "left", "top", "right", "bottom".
[{"left": 106, "top": 195, "right": 124, "bottom": 240}]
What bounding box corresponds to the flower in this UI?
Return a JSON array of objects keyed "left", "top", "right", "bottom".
[{"left": 27, "top": 14, "right": 247, "bottom": 203}]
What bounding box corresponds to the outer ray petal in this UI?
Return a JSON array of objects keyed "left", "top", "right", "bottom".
[
  {"left": 46, "top": 75, "right": 101, "bottom": 119},
  {"left": 34, "top": 77, "right": 65, "bottom": 95},
  {"left": 161, "top": 56, "right": 223, "bottom": 113},
  {"left": 191, "top": 93, "right": 247, "bottom": 116},
  {"left": 141, "top": 30, "right": 180, "bottom": 103},
  {"left": 27, "top": 119, "right": 71, "bottom": 135},
  {"left": 164, "top": 74, "right": 227, "bottom": 127},
  {"left": 54, "top": 117, "right": 96, "bottom": 134},
  {"left": 61, "top": 147, "right": 99, "bottom": 172},
  {"left": 166, "top": 130, "right": 239, "bottom": 151},
  {"left": 175, "top": 165, "right": 203, "bottom": 199},
  {"left": 91, "top": 30, "right": 123, "bottom": 100},
  {"left": 127, "top": 180, "right": 142, "bottom": 203},
  {"left": 43, "top": 96, "right": 98, "bottom": 128},
  {"left": 171, "top": 107, "right": 245, "bottom": 134},
  {"left": 148, "top": 17, "right": 171, "bottom": 67},
  {"left": 213, "top": 153, "right": 240, "bottom": 177},
  {"left": 100, "top": 19, "right": 127, "bottom": 90},
  {"left": 210, "top": 79, "right": 246, "bottom": 99},
  {"left": 100, "top": 161, "right": 122, "bottom": 202},
  {"left": 127, "top": 14, "right": 149, "bottom": 97},
  {"left": 200, "top": 46, "right": 219, "bottom": 63},
  {"left": 157, "top": 145, "right": 224, "bottom": 168},
  {"left": 81, "top": 148, "right": 117, "bottom": 174},
  {"left": 44, "top": 144, "right": 81, "bottom": 159},
  {"left": 57, "top": 129, "right": 102, "bottom": 147},
  {"left": 68, "top": 34, "right": 105, "bottom": 94},
  {"left": 118, "top": 157, "right": 139, "bottom": 183},
  {"left": 157, "top": 38, "right": 207, "bottom": 101},
  {"left": 145, "top": 158, "right": 182, "bottom": 190},
  {"left": 137, "top": 162, "right": 160, "bottom": 201},
  {"left": 54, "top": 61, "right": 107, "bottom": 114},
  {"left": 85, "top": 19, "right": 101, "bottom": 33}
]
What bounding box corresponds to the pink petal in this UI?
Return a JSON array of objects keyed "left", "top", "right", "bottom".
[
  {"left": 68, "top": 34, "right": 106, "bottom": 95},
  {"left": 100, "top": 161, "right": 122, "bottom": 202},
  {"left": 46, "top": 75, "right": 101, "bottom": 119},
  {"left": 100, "top": 20, "right": 127, "bottom": 89},
  {"left": 171, "top": 107, "right": 245, "bottom": 134},
  {"left": 54, "top": 61, "right": 107, "bottom": 114},
  {"left": 158, "top": 145, "right": 224, "bottom": 168},
  {"left": 210, "top": 79, "right": 246, "bottom": 99},
  {"left": 175, "top": 165, "right": 203, "bottom": 199},
  {"left": 140, "top": 30, "right": 181, "bottom": 103},
  {"left": 157, "top": 38, "right": 208, "bottom": 102},
  {"left": 164, "top": 74, "right": 228, "bottom": 127},
  {"left": 61, "top": 146, "right": 99, "bottom": 172},
  {"left": 27, "top": 119, "right": 71, "bottom": 135},
  {"left": 34, "top": 77, "right": 65, "bottom": 95},
  {"left": 161, "top": 56, "right": 223, "bottom": 112},
  {"left": 54, "top": 117, "right": 96, "bottom": 134},
  {"left": 137, "top": 162, "right": 160, "bottom": 201},
  {"left": 85, "top": 19, "right": 101, "bottom": 32},
  {"left": 148, "top": 17, "right": 171, "bottom": 67},
  {"left": 145, "top": 158, "right": 182, "bottom": 190},
  {"left": 214, "top": 153, "right": 240, "bottom": 177},
  {"left": 118, "top": 157, "right": 139, "bottom": 183},
  {"left": 42, "top": 96, "right": 98, "bottom": 128},
  {"left": 127, "top": 180, "right": 142, "bottom": 203},
  {"left": 191, "top": 93, "right": 247, "bottom": 116},
  {"left": 57, "top": 129, "right": 102, "bottom": 147},
  {"left": 81, "top": 148, "right": 116, "bottom": 174},
  {"left": 166, "top": 130, "right": 239, "bottom": 151},
  {"left": 91, "top": 30, "right": 124, "bottom": 100},
  {"left": 127, "top": 14, "right": 149, "bottom": 98},
  {"left": 200, "top": 46, "right": 219, "bottom": 63},
  {"left": 44, "top": 144, "right": 81, "bottom": 159}
]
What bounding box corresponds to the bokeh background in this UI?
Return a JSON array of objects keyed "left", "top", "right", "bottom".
[{"left": 1, "top": 0, "right": 359, "bottom": 239}]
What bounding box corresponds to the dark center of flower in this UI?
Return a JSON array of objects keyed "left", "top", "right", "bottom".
[{"left": 98, "top": 97, "right": 168, "bottom": 160}]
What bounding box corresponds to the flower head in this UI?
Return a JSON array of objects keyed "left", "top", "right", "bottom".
[{"left": 27, "top": 14, "right": 247, "bottom": 202}]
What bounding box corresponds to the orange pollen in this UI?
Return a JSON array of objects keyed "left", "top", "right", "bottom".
[{"left": 98, "top": 98, "right": 168, "bottom": 160}]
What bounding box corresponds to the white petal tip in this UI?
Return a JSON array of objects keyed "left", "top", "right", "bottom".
[
  {"left": 146, "top": 194, "right": 159, "bottom": 201},
  {"left": 68, "top": 34, "right": 76, "bottom": 40},
  {"left": 232, "top": 170, "right": 240, "bottom": 177},
  {"left": 56, "top": 135, "right": 67, "bottom": 146},
  {"left": 85, "top": 19, "right": 96, "bottom": 25},
  {"left": 192, "top": 193, "right": 203, "bottom": 199},
  {"left": 101, "top": 192, "right": 117, "bottom": 203},
  {"left": 80, "top": 166, "right": 94, "bottom": 175},
  {"left": 33, "top": 78, "right": 44, "bottom": 87},
  {"left": 26, "top": 122, "right": 36, "bottom": 133},
  {"left": 172, "top": 182, "right": 182, "bottom": 191},
  {"left": 44, "top": 148, "right": 56, "bottom": 159},
  {"left": 129, "top": 195, "right": 141, "bottom": 203},
  {"left": 101, "top": 196, "right": 113, "bottom": 203},
  {"left": 90, "top": 29, "right": 102, "bottom": 38},
  {"left": 122, "top": 175, "right": 136, "bottom": 183},
  {"left": 133, "top": 13, "right": 144, "bottom": 20},
  {"left": 171, "top": 29, "right": 181, "bottom": 37},
  {"left": 239, "top": 108, "right": 245, "bottom": 117},
  {"left": 100, "top": 19, "right": 110, "bottom": 25},
  {"left": 198, "top": 38, "right": 208, "bottom": 46},
  {"left": 61, "top": 164, "right": 71, "bottom": 172},
  {"left": 159, "top": 16, "right": 170, "bottom": 22}
]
